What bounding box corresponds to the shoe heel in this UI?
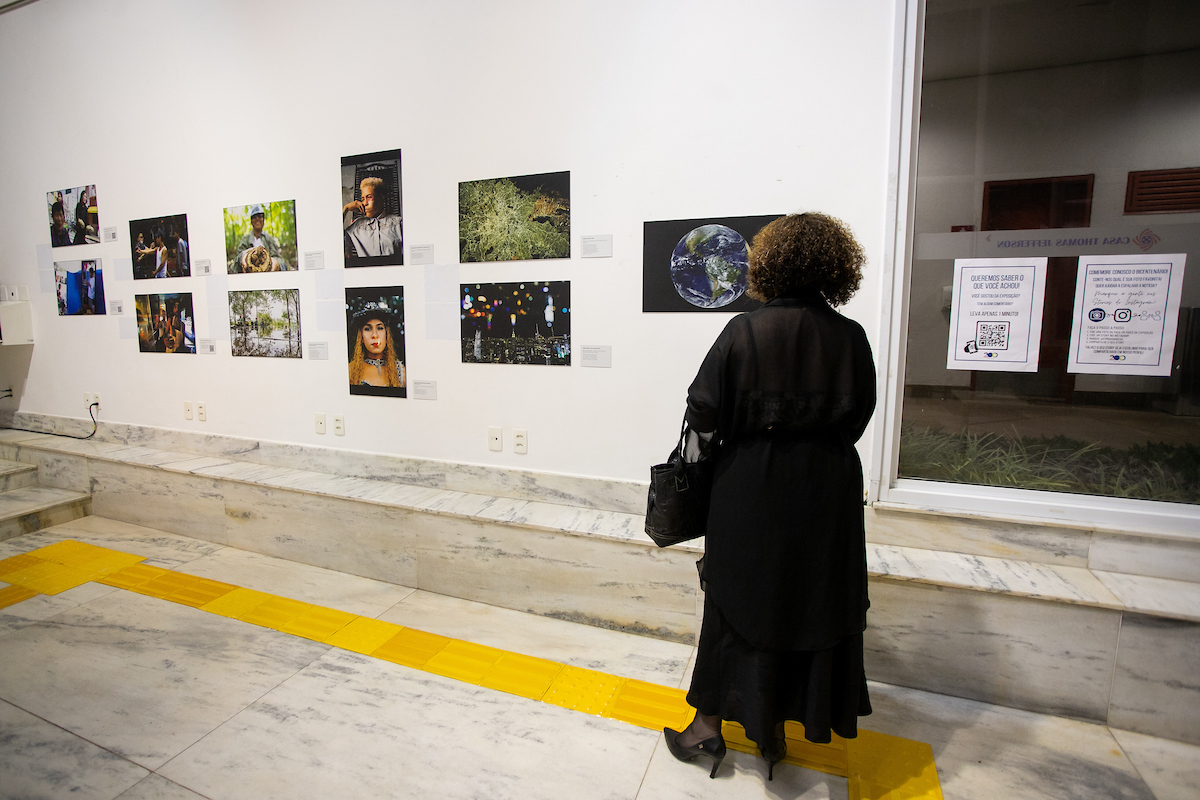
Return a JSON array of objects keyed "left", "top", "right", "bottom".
[{"left": 708, "top": 753, "right": 724, "bottom": 779}]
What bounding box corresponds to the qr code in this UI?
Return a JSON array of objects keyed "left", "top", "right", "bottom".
[{"left": 975, "top": 321, "right": 1010, "bottom": 350}]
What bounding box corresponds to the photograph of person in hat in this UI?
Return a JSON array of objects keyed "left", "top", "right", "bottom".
[
  {"left": 224, "top": 200, "right": 298, "bottom": 273},
  {"left": 346, "top": 287, "right": 406, "bottom": 398}
]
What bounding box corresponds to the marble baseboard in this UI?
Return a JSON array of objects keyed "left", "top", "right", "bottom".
[
  {"left": 88, "top": 461, "right": 228, "bottom": 545},
  {"left": 866, "top": 505, "right": 1092, "bottom": 567},
  {"left": 1090, "top": 532, "right": 1200, "bottom": 583},
  {"left": 1108, "top": 614, "right": 1200, "bottom": 746},
  {"left": 0, "top": 496, "right": 91, "bottom": 542},
  {"left": 9, "top": 411, "right": 646, "bottom": 514},
  {"left": 864, "top": 579, "right": 1122, "bottom": 721}
]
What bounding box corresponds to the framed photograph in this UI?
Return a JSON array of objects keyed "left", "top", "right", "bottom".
[
  {"left": 345, "top": 287, "right": 406, "bottom": 397},
  {"left": 224, "top": 201, "right": 298, "bottom": 273},
  {"left": 341, "top": 149, "right": 403, "bottom": 267},
  {"left": 54, "top": 259, "right": 106, "bottom": 316},
  {"left": 461, "top": 281, "right": 570, "bottom": 365},
  {"left": 46, "top": 184, "right": 98, "bottom": 247},
  {"left": 129, "top": 215, "right": 190, "bottom": 279},
  {"left": 459, "top": 171, "right": 570, "bottom": 262},
  {"left": 229, "top": 289, "right": 302, "bottom": 358},
  {"left": 134, "top": 293, "right": 195, "bottom": 353},
  {"left": 642, "top": 215, "right": 779, "bottom": 312}
]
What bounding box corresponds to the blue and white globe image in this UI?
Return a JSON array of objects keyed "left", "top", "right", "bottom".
[{"left": 670, "top": 224, "right": 749, "bottom": 308}]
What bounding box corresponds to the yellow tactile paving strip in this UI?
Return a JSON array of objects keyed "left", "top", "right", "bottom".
[{"left": 0, "top": 541, "right": 942, "bottom": 799}]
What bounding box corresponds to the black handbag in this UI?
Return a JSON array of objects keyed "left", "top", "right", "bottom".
[{"left": 645, "top": 422, "right": 716, "bottom": 547}]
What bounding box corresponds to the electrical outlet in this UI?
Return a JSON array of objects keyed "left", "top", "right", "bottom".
[
  {"left": 332, "top": 414, "right": 345, "bottom": 435},
  {"left": 197, "top": 402, "right": 207, "bottom": 422},
  {"left": 513, "top": 429, "right": 528, "bottom": 454},
  {"left": 83, "top": 391, "right": 91, "bottom": 407},
  {"left": 315, "top": 413, "right": 326, "bottom": 434},
  {"left": 488, "top": 427, "right": 502, "bottom": 452},
  {"left": 92, "top": 392, "right": 101, "bottom": 410},
  {"left": 184, "top": 401, "right": 193, "bottom": 420}
]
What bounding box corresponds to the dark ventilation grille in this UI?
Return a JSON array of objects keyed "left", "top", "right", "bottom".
[{"left": 1124, "top": 167, "right": 1200, "bottom": 214}]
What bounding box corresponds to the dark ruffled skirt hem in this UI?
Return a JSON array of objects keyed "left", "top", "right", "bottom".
[{"left": 685, "top": 593, "right": 871, "bottom": 749}]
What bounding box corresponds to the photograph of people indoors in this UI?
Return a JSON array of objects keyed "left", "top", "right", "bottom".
[
  {"left": 54, "top": 259, "right": 105, "bottom": 316},
  {"left": 340, "top": 149, "right": 403, "bottom": 266},
  {"left": 134, "top": 292, "right": 196, "bottom": 353},
  {"left": 46, "top": 184, "right": 98, "bottom": 246},
  {"left": 129, "top": 215, "right": 190, "bottom": 279},
  {"left": 224, "top": 201, "right": 297, "bottom": 273},
  {"left": 345, "top": 287, "right": 406, "bottom": 397}
]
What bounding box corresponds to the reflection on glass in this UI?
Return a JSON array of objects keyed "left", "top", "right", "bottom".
[{"left": 900, "top": 0, "right": 1200, "bottom": 504}]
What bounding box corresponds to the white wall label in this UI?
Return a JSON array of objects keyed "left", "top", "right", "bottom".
[
  {"left": 413, "top": 380, "right": 437, "bottom": 400},
  {"left": 118, "top": 316, "right": 136, "bottom": 339},
  {"left": 1067, "top": 252, "right": 1187, "bottom": 376},
  {"left": 109, "top": 300, "right": 123, "bottom": 315},
  {"left": 580, "top": 234, "right": 613, "bottom": 258},
  {"left": 581, "top": 345, "right": 613, "bottom": 368},
  {"left": 304, "top": 251, "right": 325, "bottom": 270},
  {"left": 410, "top": 244, "right": 435, "bottom": 265},
  {"left": 197, "top": 259, "right": 212, "bottom": 276},
  {"left": 946, "top": 258, "right": 1047, "bottom": 373},
  {"left": 198, "top": 338, "right": 217, "bottom": 354},
  {"left": 102, "top": 226, "right": 118, "bottom": 243},
  {"left": 308, "top": 341, "right": 329, "bottom": 360}
]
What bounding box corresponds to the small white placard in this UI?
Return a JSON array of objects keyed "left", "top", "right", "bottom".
[
  {"left": 118, "top": 316, "right": 137, "bottom": 339},
  {"left": 1067, "top": 252, "right": 1187, "bottom": 376},
  {"left": 109, "top": 300, "right": 123, "bottom": 315},
  {"left": 197, "top": 259, "right": 212, "bottom": 276},
  {"left": 410, "top": 244, "right": 435, "bottom": 265},
  {"left": 413, "top": 380, "right": 437, "bottom": 400},
  {"left": 103, "top": 226, "right": 118, "bottom": 243},
  {"left": 946, "top": 258, "right": 1047, "bottom": 372},
  {"left": 308, "top": 341, "right": 329, "bottom": 360},
  {"left": 198, "top": 338, "right": 217, "bottom": 354},
  {"left": 580, "top": 234, "right": 613, "bottom": 258},
  {"left": 304, "top": 251, "right": 325, "bottom": 271},
  {"left": 581, "top": 345, "right": 613, "bottom": 368}
]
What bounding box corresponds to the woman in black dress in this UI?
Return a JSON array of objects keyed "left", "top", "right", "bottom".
[{"left": 664, "top": 212, "right": 876, "bottom": 780}]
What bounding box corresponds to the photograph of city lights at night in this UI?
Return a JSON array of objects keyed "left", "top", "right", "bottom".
[{"left": 461, "top": 281, "right": 570, "bottom": 366}]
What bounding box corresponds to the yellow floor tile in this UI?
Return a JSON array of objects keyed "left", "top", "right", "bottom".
[
  {"left": 98, "top": 563, "right": 170, "bottom": 590},
  {"left": 32, "top": 540, "right": 115, "bottom": 566},
  {"left": 605, "top": 679, "right": 691, "bottom": 731},
  {"left": 0, "top": 584, "right": 39, "bottom": 609},
  {"left": 847, "top": 730, "right": 943, "bottom": 800},
  {"left": 325, "top": 617, "right": 404, "bottom": 654},
  {"left": 169, "top": 578, "right": 238, "bottom": 609},
  {"left": 281, "top": 606, "right": 357, "bottom": 642},
  {"left": 0, "top": 561, "right": 94, "bottom": 595},
  {"left": 135, "top": 572, "right": 207, "bottom": 600},
  {"left": 201, "top": 587, "right": 273, "bottom": 619},
  {"left": 0, "top": 552, "right": 47, "bottom": 579},
  {"left": 372, "top": 628, "right": 450, "bottom": 669},
  {"left": 424, "top": 640, "right": 506, "bottom": 684},
  {"left": 239, "top": 596, "right": 312, "bottom": 630},
  {"left": 542, "top": 665, "right": 625, "bottom": 716},
  {"left": 480, "top": 653, "right": 564, "bottom": 701}
]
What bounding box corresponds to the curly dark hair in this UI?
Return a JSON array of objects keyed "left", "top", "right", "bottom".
[{"left": 747, "top": 212, "right": 865, "bottom": 306}]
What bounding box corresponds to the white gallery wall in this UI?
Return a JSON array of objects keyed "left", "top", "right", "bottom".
[{"left": 0, "top": 0, "right": 897, "bottom": 483}]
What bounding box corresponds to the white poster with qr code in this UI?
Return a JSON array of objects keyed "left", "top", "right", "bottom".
[
  {"left": 946, "top": 257, "right": 1047, "bottom": 372},
  {"left": 1066, "top": 253, "right": 1186, "bottom": 376}
]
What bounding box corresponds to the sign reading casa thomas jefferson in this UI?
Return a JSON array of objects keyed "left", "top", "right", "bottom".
[
  {"left": 946, "top": 257, "right": 1047, "bottom": 372},
  {"left": 1067, "top": 253, "right": 1187, "bottom": 376}
]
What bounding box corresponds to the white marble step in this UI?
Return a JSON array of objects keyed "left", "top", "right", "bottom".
[
  {"left": 0, "top": 459, "right": 38, "bottom": 492},
  {"left": 0, "top": 485, "right": 92, "bottom": 542}
]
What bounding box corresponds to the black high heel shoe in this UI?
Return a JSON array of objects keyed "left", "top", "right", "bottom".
[
  {"left": 761, "top": 737, "right": 787, "bottom": 781},
  {"left": 663, "top": 727, "right": 727, "bottom": 779}
]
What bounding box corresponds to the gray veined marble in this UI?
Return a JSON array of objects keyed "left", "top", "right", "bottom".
[
  {"left": 1108, "top": 613, "right": 1200, "bottom": 746},
  {"left": 0, "top": 590, "right": 330, "bottom": 770},
  {"left": 88, "top": 461, "right": 227, "bottom": 545},
  {"left": 0, "top": 698, "right": 149, "bottom": 800},
  {"left": 158, "top": 648, "right": 658, "bottom": 800}
]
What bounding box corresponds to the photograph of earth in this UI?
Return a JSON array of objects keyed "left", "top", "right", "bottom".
[
  {"left": 459, "top": 171, "right": 570, "bottom": 262},
  {"left": 642, "top": 214, "right": 780, "bottom": 312}
]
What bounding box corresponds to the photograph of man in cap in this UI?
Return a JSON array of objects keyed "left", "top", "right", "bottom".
[
  {"left": 223, "top": 200, "right": 297, "bottom": 274},
  {"left": 233, "top": 204, "right": 288, "bottom": 272}
]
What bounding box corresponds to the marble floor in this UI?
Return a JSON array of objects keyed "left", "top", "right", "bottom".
[{"left": 0, "top": 517, "right": 1197, "bottom": 800}]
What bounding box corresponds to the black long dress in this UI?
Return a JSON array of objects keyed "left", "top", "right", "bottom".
[{"left": 683, "top": 290, "right": 876, "bottom": 747}]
